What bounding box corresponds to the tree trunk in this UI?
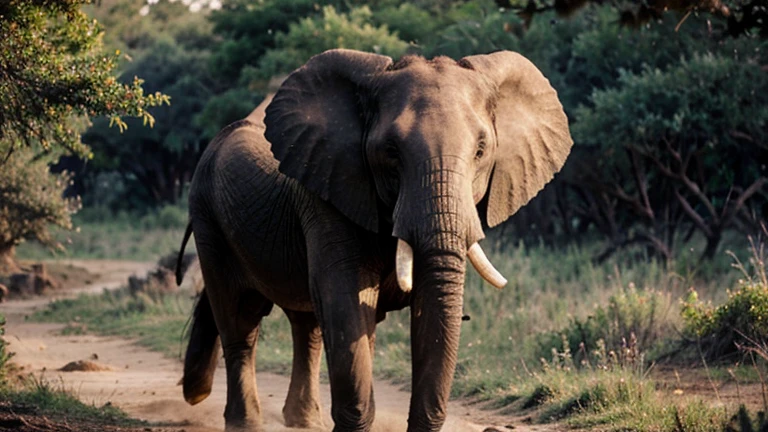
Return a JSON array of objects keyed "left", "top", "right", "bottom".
[{"left": 0, "top": 245, "right": 21, "bottom": 274}]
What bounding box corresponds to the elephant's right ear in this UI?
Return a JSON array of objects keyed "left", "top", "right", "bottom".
[
  {"left": 462, "top": 51, "right": 573, "bottom": 228},
  {"left": 265, "top": 49, "right": 392, "bottom": 233}
]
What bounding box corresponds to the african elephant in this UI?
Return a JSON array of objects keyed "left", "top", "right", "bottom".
[{"left": 178, "top": 48, "right": 572, "bottom": 432}]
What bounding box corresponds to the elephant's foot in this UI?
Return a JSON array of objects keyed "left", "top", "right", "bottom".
[
  {"left": 283, "top": 400, "right": 324, "bottom": 428},
  {"left": 224, "top": 418, "right": 263, "bottom": 432}
]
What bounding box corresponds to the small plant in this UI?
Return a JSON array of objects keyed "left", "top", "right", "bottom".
[
  {"left": 0, "top": 313, "right": 13, "bottom": 387},
  {"left": 681, "top": 231, "right": 768, "bottom": 362},
  {"left": 535, "top": 284, "right": 672, "bottom": 368}
]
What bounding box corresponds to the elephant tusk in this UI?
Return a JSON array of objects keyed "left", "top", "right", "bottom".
[
  {"left": 467, "top": 243, "right": 507, "bottom": 289},
  {"left": 396, "top": 239, "right": 414, "bottom": 293}
]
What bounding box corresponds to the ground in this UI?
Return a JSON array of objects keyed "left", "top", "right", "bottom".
[{"left": 0, "top": 260, "right": 561, "bottom": 432}]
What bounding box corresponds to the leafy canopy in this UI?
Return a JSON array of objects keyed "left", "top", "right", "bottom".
[{"left": 0, "top": 0, "right": 169, "bottom": 158}]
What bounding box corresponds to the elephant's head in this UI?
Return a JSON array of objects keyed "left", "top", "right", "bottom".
[{"left": 265, "top": 49, "right": 571, "bottom": 428}]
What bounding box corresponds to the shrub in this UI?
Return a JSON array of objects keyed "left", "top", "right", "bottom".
[
  {"left": 681, "top": 283, "right": 768, "bottom": 361},
  {"left": 535, "top": 285, "right": 674, "bottom": 367},
  {"left": 681, "top": 234, "right": 768, "bottom": 362},
  {"left": 0, "top": 149, "right": 80, "bottom": 269}
]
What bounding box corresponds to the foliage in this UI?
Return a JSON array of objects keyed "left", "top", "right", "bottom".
[
  {"left": 682, "top": 282, "right": 768, "bottom": 361},
  {"left": 498, "top": 7, "right": 768, "bottom": 261},
  {"left": 0, "top": 0, "right": 168, "bottom": 158},
  {"left": 496, "top": 0, "right": 764, "bottom": 38},
  {"left": 0, "top": 149, "right": 81, "bottom": 259},
  {"left": 258, "top": 5, "right": 409, "bottom": 79},
  {"left": 424, "top": 3, "right": 520, "bottom": 58},
  {"left": 572, "top": 52, "right": 768, "bottom": 261},
  {"left": 535, "top": 286, "right": 674, "bottom": 367},
  {"left": 79, "top": 0, "right": 246, "bottom": 208},
  {"left": 207, "top": 0, "right": 320, "bottom": 84},
  {"left": 681, "top": 234, "right": 768, "bottom": 361}
]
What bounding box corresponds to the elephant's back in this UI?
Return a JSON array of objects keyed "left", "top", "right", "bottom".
[{"left": 189, "top": 119, "right": 312, "bottom": 311}]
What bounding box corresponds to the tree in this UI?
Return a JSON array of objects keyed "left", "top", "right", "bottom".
[
  {"left": 0, "top": 0, "right": 168, "bottom": 267},
  {"left": 79, "top": 0, "right": 253, "bottom": 208},
  {"left": 0, "top": 150, "right": 80, "bottom": 271},
  {"left": 573, "top": 53, "right": 768, "bottom": 261},
  {"left": 0, "top": 0, "right": 167, "bottom": 158},
  {"left": 257, "top": 5, "right": 409, "bottom": 79},
  {"left": 495, "top": 0, "right": 765, "bottom": 38},
  {"left": 467, "top": 4, "right": 767, "bottom": 261}
]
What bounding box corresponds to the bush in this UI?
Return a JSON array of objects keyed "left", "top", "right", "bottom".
[
  {"left": 0, "top": 149, "right": 80, "bottom": 266},
  {"left": 681, "top": 283, "right": 768, "bottom": 361},
  {"left": 681, "top": 235, "right": 768, "bottom": 361},
  {"left": 535, "top": 285, "right": 674, "bottom": 367}
]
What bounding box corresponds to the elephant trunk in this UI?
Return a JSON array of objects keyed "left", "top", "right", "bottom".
[
  {"left": 390, "top": 157, "right": 477, "bottom": 430},
  {"left": 393, "top": 157, "right": 506, "bottom": 292},
  {"left": 407, "top": 238, "right": 466, "bottom": 431}
]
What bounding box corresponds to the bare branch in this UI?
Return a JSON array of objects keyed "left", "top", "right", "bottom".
[{"left": 675, "top": 188, "right": 714, "bottom": 238}]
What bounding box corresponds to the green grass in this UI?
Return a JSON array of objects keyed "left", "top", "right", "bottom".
[
  {"left": 0, "top": 375, "right": 142, "bottom": 427},
  {"left": 15, "top": 204, "right": 192, "bottom": 261}
]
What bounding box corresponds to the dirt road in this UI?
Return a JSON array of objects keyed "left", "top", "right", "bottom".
[{"left": 1, "top": 260, "right": 545, "bottom": 432}]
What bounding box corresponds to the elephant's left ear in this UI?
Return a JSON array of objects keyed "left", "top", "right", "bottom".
[
  {"left": 462, "top": 51, "right": 573, "bottom": 227},
  {"left": 264, "top": 49, "right": 393, "bottom": 233}
]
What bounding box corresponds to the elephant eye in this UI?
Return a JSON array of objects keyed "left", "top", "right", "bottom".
[
  {"left": 385, "top": 143, "right": 400, "bottom": 163},
  {"left": 475, "top": 140, "right": 487, "bottom": 160}
]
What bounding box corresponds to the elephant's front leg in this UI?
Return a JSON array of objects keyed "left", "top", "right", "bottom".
[
  {"left": 282, "top": 309, "right": 324, "bottom": 428},
  {"left": 306, "top": 238, "right": 381, "bottom": 430},
  {"left": 314, "top": 274, "right": 380, "bottom": 432}
]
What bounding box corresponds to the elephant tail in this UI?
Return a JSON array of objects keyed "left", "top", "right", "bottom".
[
  {"left": 183, "top": 288, "right": 220, "bottom": 405},
  {"left": 176, "top": 222, "right": 194, "bottom": 286}
]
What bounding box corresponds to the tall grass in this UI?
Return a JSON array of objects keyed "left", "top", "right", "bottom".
[
  {"left": 15, "top": 204, "right": 191, "bottom": 261},
  {"left": 376, "top": 239, "right": 743, "bottom": 396}
]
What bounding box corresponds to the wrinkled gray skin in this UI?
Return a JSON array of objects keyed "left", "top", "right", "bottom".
[{"left": 180, "top": 49, "right": 572, "bottom": 432}]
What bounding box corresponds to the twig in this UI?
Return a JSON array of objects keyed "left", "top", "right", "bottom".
[
  {"left": 675, "top": 10, "right": 693, "bottom": 32},
  {"left": 749, "top": 352, "right": 768, "bottom": 413},
  {"left": 697, "top": 339, "right": 722, "bottom": 405}
]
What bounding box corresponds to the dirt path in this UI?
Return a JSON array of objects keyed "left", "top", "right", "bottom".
[{"left": 1, "top": 260, "right": 552, "bottom": 432}]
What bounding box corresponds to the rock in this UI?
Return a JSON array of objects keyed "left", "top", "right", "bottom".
[
  {"left": 7, "top": 263, "right": 60, "bottom": 298},
  {"left": 129, "top": 267, "right": 177, "bottom": 296},
  {"left": 59, "top": 360, "right": 112, "bottom": 372}
]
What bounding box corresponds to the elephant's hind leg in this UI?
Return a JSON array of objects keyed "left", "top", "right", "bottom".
[
  {"left": 283, "top": 309, "right": 324, "bottom": 428},
  {"left": 197, "top": 242, "right": 273, "bottom": 431}
]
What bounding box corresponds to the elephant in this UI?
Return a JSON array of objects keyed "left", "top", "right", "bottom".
[{"left": 177, "top": 48, "right": 572, "bottom": 432}]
